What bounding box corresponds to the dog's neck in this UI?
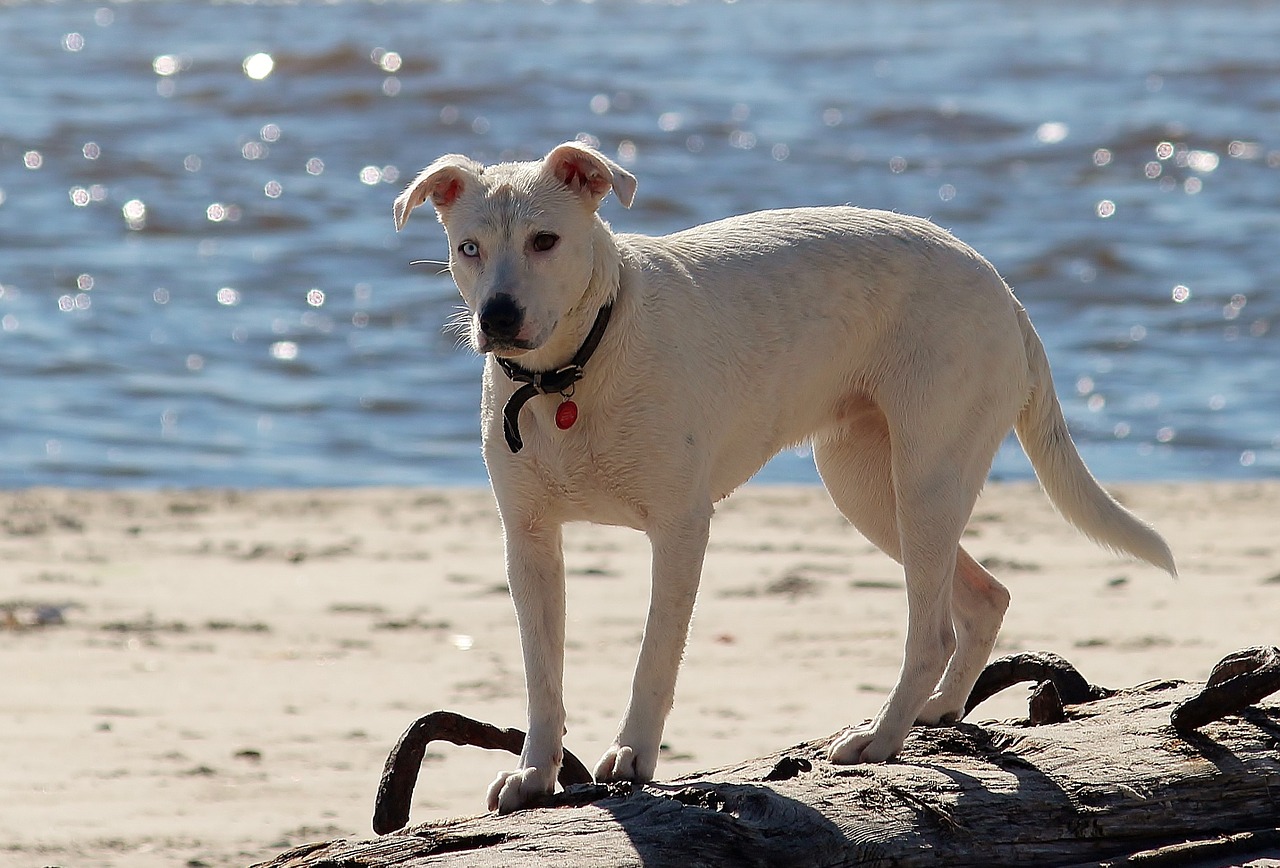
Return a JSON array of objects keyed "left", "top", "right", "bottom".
[
  {"left": 489, "top": 222, "right": 622, "bottom": 453},
  {"left": 494, "top": 300, "right": 613, "bottom": 453}
]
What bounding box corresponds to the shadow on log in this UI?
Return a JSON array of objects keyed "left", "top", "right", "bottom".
[{"left": 256, "top": 648, "right": 1280, "bottom": 867}]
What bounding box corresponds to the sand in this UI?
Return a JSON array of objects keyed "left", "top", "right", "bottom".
[{"left": 1, "top": 481, "right": 1277, "bottom": 867}]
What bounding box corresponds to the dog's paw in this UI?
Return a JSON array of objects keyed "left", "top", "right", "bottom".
[
  {"left": 916, "top": 693, "right": 965, "bottom": 726},
  {"left": 486, "top": 765, "right": 557, "bottom": 814},
  {"left": 826, "top": 725, "right": 905, "bottom": 765},
  {"left": 594, "top": 743, "right": 657, "bottom": 783}
]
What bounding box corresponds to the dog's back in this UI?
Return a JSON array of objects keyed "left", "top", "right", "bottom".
[{"left": 607, "top": 206, "right": 1030, "bottom": 494}]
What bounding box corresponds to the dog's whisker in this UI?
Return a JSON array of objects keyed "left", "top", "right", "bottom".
[
  {"left": 409, "top": 259, "right": 450, "bottom": 267},
  {"left": 443, "top": 307, "right": 473, "bottom": 346}
]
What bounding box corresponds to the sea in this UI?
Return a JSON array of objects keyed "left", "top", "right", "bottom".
[{"left": 1, "top": 0, "right": 1277, "bottom": 489}]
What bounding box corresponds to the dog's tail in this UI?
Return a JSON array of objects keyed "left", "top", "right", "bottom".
[{"left": 1013, "top": 307, "right": 1176, "bottom": 577}]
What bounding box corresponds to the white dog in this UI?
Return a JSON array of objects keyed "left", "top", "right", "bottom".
[{"left": 393, "top": 141, "right": 1175, "bottom": 813}]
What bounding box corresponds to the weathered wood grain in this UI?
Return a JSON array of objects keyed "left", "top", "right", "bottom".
[{"left": 254, "top": 654, "right": 1280, "bottom": 868}]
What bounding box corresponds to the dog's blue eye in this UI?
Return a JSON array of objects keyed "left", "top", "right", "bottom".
[
  {"left": 530, "top": 232, "right": 559, "bottom": 253},
  {"left": 458, "top": 241, "right": 480, "bottom": 258}
]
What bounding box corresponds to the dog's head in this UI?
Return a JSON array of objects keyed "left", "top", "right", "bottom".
[{"left": 394, "top": 141, "right": 636, "bottom": 358}]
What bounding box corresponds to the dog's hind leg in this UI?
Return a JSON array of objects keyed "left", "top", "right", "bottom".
[
  {"left": 814, "top": 403, "right": 1002, "bottom": 762},
  {"left": 813, "top": 401, "right": 901, "bottom": 560},
  {"left": 917, "top": 549, "right": 1009, "bottom": 724}
]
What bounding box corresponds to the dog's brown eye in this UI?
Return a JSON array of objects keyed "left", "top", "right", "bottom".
[{"left": 530, "top": 232, "right": 559, "bottom": 253}]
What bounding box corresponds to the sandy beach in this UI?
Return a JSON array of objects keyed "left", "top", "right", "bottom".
[{"left": 2, "top": 480, "right": 1277, "bottom": 867}]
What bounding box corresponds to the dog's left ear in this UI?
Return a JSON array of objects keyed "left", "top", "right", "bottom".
[{"left": 543, "top": 142, "right": 637, "bottom": 210}]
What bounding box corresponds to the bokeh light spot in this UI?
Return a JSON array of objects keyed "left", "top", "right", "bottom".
[
  {"left": 243, "top": 52, "right": 274, "bottom": 80},
  {"left": 1035, "top": 122, "right": 1068, "bottom": 144},
  {"left": 122, "top": 199, "right": 146, "bottom": 230}
]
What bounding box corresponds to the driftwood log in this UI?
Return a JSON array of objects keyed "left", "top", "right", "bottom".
[{"left": 256, "top": 648, "right": 1280, "bottom": 867}]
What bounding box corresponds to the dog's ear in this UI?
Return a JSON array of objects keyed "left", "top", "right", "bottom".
[
  {"left": 543, "top": 142, "right": 637, "bottom": 210},
  {"left": 393, "top": 155, "right": 482, "bottom": 230}
]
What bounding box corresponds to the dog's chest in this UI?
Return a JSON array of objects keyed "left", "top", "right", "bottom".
[
  {"left": 528, "top": 449, "right": 650, "bottom": 527},
  {"left": 494, "top": 406, "right": 653, "bottom": 528}
]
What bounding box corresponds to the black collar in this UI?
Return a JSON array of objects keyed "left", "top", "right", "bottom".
[{"left": 494, "top": 302, "right": 613, "bottom": 453}]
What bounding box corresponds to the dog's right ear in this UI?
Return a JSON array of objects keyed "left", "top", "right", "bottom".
[{"left": 393, "top": 155, "right": 482, "bottom": 230}]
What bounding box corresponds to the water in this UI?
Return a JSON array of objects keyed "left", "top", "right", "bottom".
[{"left": 0, "top": 0, "right": 1277, "bottom": 489}]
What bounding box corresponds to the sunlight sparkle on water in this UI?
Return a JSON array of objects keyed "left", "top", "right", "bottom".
[
  {"left": 1228, "top": 140, "right": 1261, "bottom": 160},
  {"left": 243, "top": 53, "right": 274, "bottom": 81},
  {"left": 206, "top": 202, "right": 241, "bottom": 222},
  {"left": 153, "top": 54, "right": 181, "bottom": 76},
  {"left": 1223, "top": 294, "right": 1248, "bottom": 320},
  {"left": 376, "top": 50, "right": 402, "bottom": 73},
  {"left": 122, "top": 199, "right": 146, "bottom": 230},
  {"left": 1035, "top": 122, "right": 1069, "bottom": 144}
]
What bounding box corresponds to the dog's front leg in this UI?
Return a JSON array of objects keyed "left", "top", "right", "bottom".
[
  {"left": 486, "top": 517, "right": 567, "bottom": 813},
  {"left": 596, "top": 508, "right": 712, "bottom": 784}
]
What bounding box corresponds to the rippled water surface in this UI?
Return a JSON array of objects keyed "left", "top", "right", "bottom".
[{"left": 1, "top": 0, "right": 1277, "bottom": 487}]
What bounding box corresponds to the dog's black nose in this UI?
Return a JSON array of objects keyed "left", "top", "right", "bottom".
[{"left": 479, "top": 294, "right": 523, "bottom": 341}]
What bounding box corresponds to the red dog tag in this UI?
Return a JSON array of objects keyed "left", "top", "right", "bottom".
[{"left": 555, "top": 400, "right": 578, "bottom": 430}]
